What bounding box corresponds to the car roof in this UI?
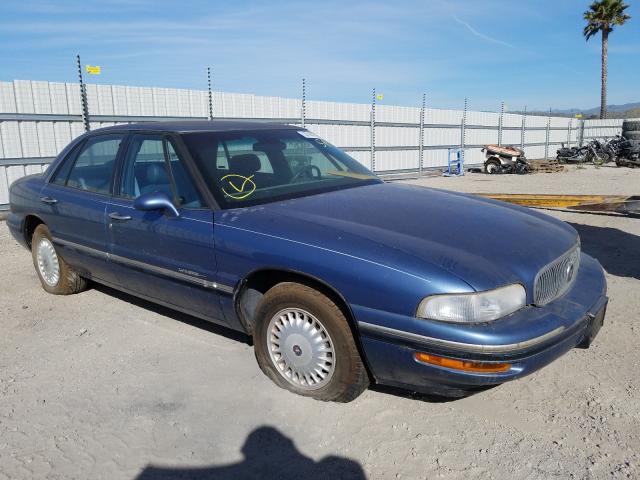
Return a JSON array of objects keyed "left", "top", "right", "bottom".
[{"left": 92, "top": 120, "right": 300, "bottom": 134}]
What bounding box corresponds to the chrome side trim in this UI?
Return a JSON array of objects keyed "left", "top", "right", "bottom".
[
  {"left": 358, "top": 321, "right": 566, "bottom": 354},
  {"left": 54, "top": 237, "right": 108, "bottom": 260},
  {"left": 52, "top": 237, "right": 234, "bottom": 294}
]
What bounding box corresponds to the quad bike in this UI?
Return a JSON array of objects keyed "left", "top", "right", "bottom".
[{"left": 482, "top": 145, "right": 529, "bottom": 174}]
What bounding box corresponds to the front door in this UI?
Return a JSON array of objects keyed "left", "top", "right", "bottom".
[{"left": 106, "top": 134, "right": 226, "bottom": 324}]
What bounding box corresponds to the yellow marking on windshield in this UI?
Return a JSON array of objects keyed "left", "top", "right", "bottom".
[
  {"left": 220, "top": 174, "right": 256, "bottom": 200},
  {"left": 326, "top": 170, "right": 375, "bottom": 180}
]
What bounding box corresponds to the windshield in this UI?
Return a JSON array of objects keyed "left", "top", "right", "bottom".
[{"left": 181, "top": 129, "right": 381, "bottom": 208}]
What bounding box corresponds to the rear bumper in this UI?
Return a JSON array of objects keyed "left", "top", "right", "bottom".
[
  {"left": 354, "top": 253, "right": 607, "bottom": 397},
  {"left": 6, "top": 213, "right": 27, "bottom": 249}
]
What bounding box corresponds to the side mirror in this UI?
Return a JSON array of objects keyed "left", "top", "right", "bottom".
[{"left": 133, "top": 191, "right": 180, "bottom": 218}]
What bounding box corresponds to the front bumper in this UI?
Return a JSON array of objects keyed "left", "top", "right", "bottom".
[{"left": 355, "top": 253, "right": 607, "bottom": 397}]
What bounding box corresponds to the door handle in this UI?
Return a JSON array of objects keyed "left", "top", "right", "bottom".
[
  {"left": 109, "top": 212, "right": 132, "bottom": 221},
  {"left": 40, "top": 196, "right": 58, "bottom": 204}
]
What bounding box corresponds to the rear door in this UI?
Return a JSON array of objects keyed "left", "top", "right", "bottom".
[
  {"left": 106, "top": 133, "right": 226, "bottom": 323},
  {"left": 39, "top": 133, "right": 125, "bottom": 283}
]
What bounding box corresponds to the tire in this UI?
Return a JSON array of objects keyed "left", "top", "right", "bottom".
[
  {"left": 623, "top": 132, "right": 640, "bottom": 141},
  {"left": 31, "top": 224, "right": 87, "bottom": 295},
  {"left": 253, "top": 282, "right": 369, "bottom": 402},
  {"left": 622, "top": 120, "right": 640, "bottom": 131},
  {"left": 515, "top": 162, "right": 529, "bottom": 174},
  {"left": 484, "top": 159, "right": 501, "bottom": 174}
]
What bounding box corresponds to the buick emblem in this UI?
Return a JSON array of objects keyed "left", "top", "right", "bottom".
[{"left": 565, "top": 263, "right": 575, "bottom": 282}]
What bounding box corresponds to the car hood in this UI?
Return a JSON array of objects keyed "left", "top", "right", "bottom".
[{"left": 217, "top": 183, "right": 579, "bottom": 297}]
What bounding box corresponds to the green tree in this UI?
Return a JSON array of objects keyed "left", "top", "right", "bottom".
[{"left": 583, "top": 0, "right": 631, "bottom": 119}]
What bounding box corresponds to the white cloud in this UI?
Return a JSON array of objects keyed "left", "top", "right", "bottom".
[{"left": 452, "top": 15, "right": 515, "bottom": 49}]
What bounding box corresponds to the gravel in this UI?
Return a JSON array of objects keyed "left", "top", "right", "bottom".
[{"left": 1, "top": 164, "right": 639, "bottom": 479}]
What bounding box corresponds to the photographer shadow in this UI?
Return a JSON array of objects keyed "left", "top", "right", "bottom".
[{"left": 136, "top": 426, "right": 366, "bottom": 480}]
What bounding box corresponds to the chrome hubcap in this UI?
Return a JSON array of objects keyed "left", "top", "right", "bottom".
[
  {"left": 267, "top": 308, "right": 335, "bottom": 390},
  {"left": 36, "top": 238, "right": 60, "bottom": 287}
]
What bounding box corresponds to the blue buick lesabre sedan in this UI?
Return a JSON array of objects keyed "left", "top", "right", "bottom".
[{"left": 8, "top": 121, "right": 607, "bottom": 402}]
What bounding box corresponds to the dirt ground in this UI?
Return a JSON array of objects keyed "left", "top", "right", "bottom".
[{"left": 1, "top": 165, "right": 639, "bottom": 479}]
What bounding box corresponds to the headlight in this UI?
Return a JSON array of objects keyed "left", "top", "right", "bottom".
[{"left": 416, "top": 284, "right": 526, "bottom": 323}]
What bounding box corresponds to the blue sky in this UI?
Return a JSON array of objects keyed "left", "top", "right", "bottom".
[{"left": 0, "top": 0, "right": 638, "bottom": 111}]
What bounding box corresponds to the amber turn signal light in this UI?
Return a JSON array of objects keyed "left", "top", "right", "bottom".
[{"left": 414, "top": 352, "right": 511, "bottom": 373}]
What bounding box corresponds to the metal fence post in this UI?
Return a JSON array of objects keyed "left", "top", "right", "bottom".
[
  {"left": 567, "top": 119, "right": 572, "bottom": 147},
  {"left": 498, "top": 101, "right": 504, "bottom": 146},
  {"left": 370, "top": 88, "right": 376, "bottom": 172},
  {"left": 207, "top": 67, "right": 213, "bottom": 120},
  {"left": 520, "top": 106, "right": 527, "bottom": 149},
  {"left": 301, "top": 78, "right": 306, "bottom": 128},
  {"left": 544, "top": 107, "right": 551, "bottom": 159},
  {"left": 76, "top": 54, "right": 90, "bottom": 132},
  {"left": 579, "top": 119, "right": 585, "bottom": 146},
  {"left": 418, "top": 93, "right": 425, "bottom": 174},
  {"left": 461, "top": 97, "right": 468, "bottom": 149}
]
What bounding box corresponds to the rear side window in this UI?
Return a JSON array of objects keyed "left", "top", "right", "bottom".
[
  {"left": 57, "top": 135, "right": 124, "bottom": 194},
  {"left": 51, "top": 144, "right": 81, "bottom": 186}
]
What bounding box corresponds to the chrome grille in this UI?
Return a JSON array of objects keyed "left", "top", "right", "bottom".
[{"left": 534, "top": 245, "right": 581, "bottom": 306}]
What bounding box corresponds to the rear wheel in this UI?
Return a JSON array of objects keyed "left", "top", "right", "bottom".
[
  {"left": 253, "top": 282, "right": 369, "bottom": 402},
  {"left": 31, "top": 224, "right": 87, "bottom": 295}
]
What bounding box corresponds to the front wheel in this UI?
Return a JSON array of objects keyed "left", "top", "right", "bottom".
[
  {"left": 253, "top": 282, "right": 369, "bottom": 402},
  {"left": 31, "top": 224, "right": 87, "bottom": 295},
  {"left": 484, "top": 159, "right": 501, "bottom": 174}
]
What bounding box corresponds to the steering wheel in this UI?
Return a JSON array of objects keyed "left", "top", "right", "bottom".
[{"left": 291, "top": 164, "right": 322, "bottom": 182}]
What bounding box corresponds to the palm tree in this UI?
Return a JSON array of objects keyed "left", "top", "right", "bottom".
[{"left": 583, "top": 0, "right": 631, "bottom": 119}]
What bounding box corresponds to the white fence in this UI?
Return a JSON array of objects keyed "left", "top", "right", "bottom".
[{"left": 0, "top": 79, "right": 627, "bottom": 208}]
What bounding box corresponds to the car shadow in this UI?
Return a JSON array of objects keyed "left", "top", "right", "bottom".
[
  {"left": 568, "top": 222, "right": 640, "bottom": 280},
  {"left": 135, "top": 425, "right": 366, "bottom": 480},
  {"left": 91, "top": 283, "right": 252, "bottom": 345}
]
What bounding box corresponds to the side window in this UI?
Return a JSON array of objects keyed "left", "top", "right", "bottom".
[
  {"left": 120, "top": 135, "right": 203, "bottom": 208},
  {"left": 51, "top": 147, "right": 78, "bottom": 186},
  {"left": 64, "top": 135, "right": 123, "bottom": 194}
]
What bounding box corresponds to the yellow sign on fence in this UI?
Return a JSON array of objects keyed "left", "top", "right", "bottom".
[{"left": 85, "top": 65, "right": 101, "bottom": 75}]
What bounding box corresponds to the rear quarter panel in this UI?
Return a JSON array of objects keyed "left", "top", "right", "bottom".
[{"left": 7, "top": 174, "right": 47, "bottom": 248}]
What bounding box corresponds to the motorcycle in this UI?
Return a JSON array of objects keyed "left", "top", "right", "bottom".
[{"left": 557, "top": 139, "right": 609, "bottom": 165}]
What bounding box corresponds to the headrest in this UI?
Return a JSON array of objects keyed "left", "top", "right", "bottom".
[
  {"left": 229, "top": 154, "right": 261, "bottom": 177},
  {"left": 146, "top": 163, "right": 169, "bottom": 184}
]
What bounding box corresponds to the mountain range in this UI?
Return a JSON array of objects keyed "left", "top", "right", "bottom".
[
  {"left": 552, "top": 102, "right": 640, "bottom": 115},
  {"left": 513, "top": 103, "right": 640, "bottom": 119}
]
